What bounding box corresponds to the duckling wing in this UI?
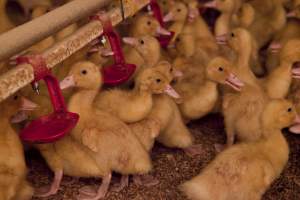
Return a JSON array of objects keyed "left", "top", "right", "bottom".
[{"left": 81, "top": 127, "right": 102, "bottom": 153}]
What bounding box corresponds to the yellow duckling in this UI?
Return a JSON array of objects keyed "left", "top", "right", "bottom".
[
  {"left": 58, "top": 61, "right": 154, "bottom": 199},
  {"left": 174, "top": 57, "right": 244, "bottom": 122},
  {"left": 95, "top": 61, "right": 179, "bottom": 123},
  {"left": 0, "top": 93, "right": 38, "bottom": 200},
  {"left": 163, "top": 1, "right": 189, "bottom": 43},
  {"left": 181, "top": 99, "right": 298, "bottom": 200}
]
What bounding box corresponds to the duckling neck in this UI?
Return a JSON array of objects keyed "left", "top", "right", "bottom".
[
  {"left": 143, "top": 50, "right": 160, "bottom": 68},
  {"left": 261, "top": 129, "right": 289, "bottom": 176},
  {"left": 270, "top": 3, "right": 286, "bottom": 31},
  {"left": 215, "top": 12, "right": 232, "bottom": 36},
  {"left": 133, "top": 85, "right": 153, "bottom": 99},
  {"left": 265, "top": 61, "right": 292, "bottom": 98},
  {"left": 170, "top": 20, "right": 186, "bottom": 41},
  {"left": 235, "top": 41, "right": 259, "bottom": 86},
  {"left": 126, "top": 48, "right": 145, "bottom": 68},
  {"left": 236, "top": 41, "right": 251, "bottom": 68},
  {"left": 192, "top": 16, "right": 215, "bottom": 41},
  {"left": 68, "top": 89, "right": 98, "bottom": 114}
]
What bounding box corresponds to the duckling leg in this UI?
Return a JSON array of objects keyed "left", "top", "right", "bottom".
[
  {"left": 34, "top": 170, "right": 63, "bottom": 197},
  {"left": 111, "top": 175, "right": 129, "bottom": 192},
  {"left": 214, "top": 143, "right": 226, "bottom": 153},
  {"left": 77, "top": 173, "right": 112, "bottom": 200},
  {"left": 183, "top": 144, "right": 203, "bottom": 157},
  {"left": 133, "top": 174, "right": 159, "bottom": 187}
]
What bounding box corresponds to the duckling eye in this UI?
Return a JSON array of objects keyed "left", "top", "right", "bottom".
[
  {"left": 218, "top": 67, "right": 224, "bottom": 72},
  {"left": 147, "top": 21, "right": 151, "bottom": 25},
  {"left": 231, "top": 33, "right": 235, "bottom": 37},
  {"left": 81, "top": 70, "right": 87, "bottom": 75},
  {"left": 156, "top": 79, "right": 161, "bottom": 83},
  {"left": 140, "top": 40, "right": 145, "bottom": 45},
  {"left": 13, "top": 95, "right": 18, "bottom": 100},
  {"left": 176, "top": 37, "right": 181, "bottom": 42},
  {"left": 287, "top": 108, "right": 292, "bottom": 112},
  {"left": 177, "top": 8, "right": 181, "bottom": 12}
]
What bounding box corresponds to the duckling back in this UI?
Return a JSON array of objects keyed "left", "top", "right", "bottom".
[{"left": 180, "top": 143, "right": 276, "bottom": 200}]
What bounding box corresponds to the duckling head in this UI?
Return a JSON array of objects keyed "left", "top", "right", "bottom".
[
  {"left": 123, "top": 35, "right": 161, "bottom": 67},
  {"left": 206, "top": 57, "right": 244, "bottom": 91},
  {"left": 0, "top": 93, "right": 38, "bottom": 122},
  {"left": 135, "top": 61, "right": 180, "bottom": 98},
  {"left": 227, "top": 28, "right": 252, "bottom": 53},
  {"left": 131, "top": 14, "right": 169, "bottom": 37},
  {"left": 262, "top": 99, "right": 300, "bottom": 133},
  {"left": 158, "top": 0, "right": 175, "bottom": 14},
  {"left": 60, "top": 61, "right": 102, "bottom": 91},
  {"left": 163, "top": 2, "right": 188, "bottom": 22}
]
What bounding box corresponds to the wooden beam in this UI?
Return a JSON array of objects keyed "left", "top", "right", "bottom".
[{"left": 0, "top": 0, "right": 150, "bottom": 102}]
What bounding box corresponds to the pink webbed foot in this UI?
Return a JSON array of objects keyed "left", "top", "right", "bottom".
[
  {"left": 77, "top": 173, "right": 112, "bottom": 200},
  {"left": 78, "top": 186, "right": 97, "bottom": 197},
  {"left": 34, "top": 170, "right": 63, "bottom": 197},
  {"left": 214, "top": 143, "right": 226, "bottom": 153},
  {"left": 184, "top": 144, "right": 203, "bottom": 157},
  {"left": 133, "top": 174, "right": 159, "bottom": 187},
  {"left": 111, "top": 175, "right": 129, "bottom": 192}
]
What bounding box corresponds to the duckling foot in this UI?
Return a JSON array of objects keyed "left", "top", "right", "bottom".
[
  {"left": 77, "top": 173, "right": 111, "bottom": 200},
  {"left": 34, "top": 170, "right": 63, "bottom": 197},
  {"left": 133, "top": 174, "right": 159, "bottom": 187},
  {"left": 111, "top": 175, "right": 129, "bottom": 192},
  {"left": 214, "top": 143, "right": 225, "bottom": 153},
  {"left": 183, "top": 144, "right": 203, "bottom": 157},
  {"left": 78, "top": 186, "right": 97, "bottom": 196}
]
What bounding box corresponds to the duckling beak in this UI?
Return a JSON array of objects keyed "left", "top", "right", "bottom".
[
  {"left": 10, "top": 111, "right": 29, "bottom": 123},
  {"left": 156, "top": 26, "right": 171, "bottom": 36},
  {"left": 163, "top": 12, "right": 174, "bottom": 22},
  {"left": 60, "top": 75, "right": 76, "bottom": 90},
  {"left": 122, "top": 37, "right": 138, "bottom": 46},
  {"left": 216, "top": 34, "right": 228, "bottom": 45},
  {"left": 164, "top": 84, "right": 181, "bottom": 99},
  {"left": 268, "top": 42, "right": 282, "bottom": 54},
  {"left": 188, "top": 8, "right": 199, "bottom": 20},
  {"left": 101, "top": 49, "right": 114, "bottom": 57},
  {"left": 20, "top": 97, "right": 38, "bottom": 111},
  {"left": 225, "top": 73, "right": 244, "bottom": 91},
  {"left": 287, "top": 11, "right": 296, "bottom": 18},
  {"left": 12, "top": 97, "right": 38, "bottom": 123},
  {"left": 88, "top": 46, "right": 114, "bottom": 57},
  {"left": 292, "top": 63, "right": 300, "bottom": 79},
  {"left": 203, "top": 0, "right": 217, "bottom": 8},
  {"left": 289, "top": 115, "right": 300, "bottom": 134}
]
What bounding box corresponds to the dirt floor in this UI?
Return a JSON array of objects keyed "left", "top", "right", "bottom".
[{"left": 27, "top": 114, "right": 300, "bottom": 200}]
